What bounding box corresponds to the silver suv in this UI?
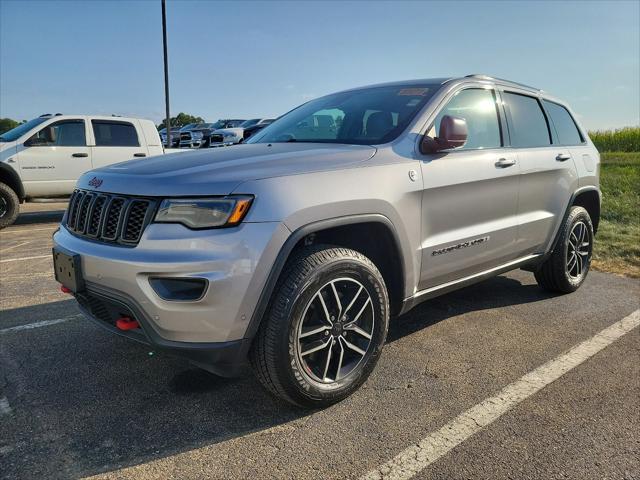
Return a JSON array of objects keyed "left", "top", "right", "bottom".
[{"left": 52, "top": 75, "right": 600, "bottom": 407}]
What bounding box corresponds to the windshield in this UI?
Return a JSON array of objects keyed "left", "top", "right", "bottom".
[
  {"left": 0, "top": 117, "right": 49, "bottom": 142},
  {"left": 247, "top": 85, "right": 438, "bottom": 145}
]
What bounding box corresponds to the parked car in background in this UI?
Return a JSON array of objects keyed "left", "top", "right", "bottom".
[
  {"left": 241, "top": 119, "right": 275, "bottom": 142},
  {"left": 208, "top": 119, "right": 271, "bottom": 147},
  {"left": 159, "top": 127, "right": 181, "bottom": 147},
  {"left": 176, "top": 123, "right": 208, "bottom": 149},
  {"left": 0, "top": 114, "right": 167, "bottom": 227},
  {"left": 201, "top": 119, "right": 247, "bottom": 148}
]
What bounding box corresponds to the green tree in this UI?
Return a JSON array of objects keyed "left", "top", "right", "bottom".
[
  {"left": 157, "top": 112, "right": 205, "bottom": 130},
  {"left": 0, "top": 118, "right": 23, "bottom": 135}
]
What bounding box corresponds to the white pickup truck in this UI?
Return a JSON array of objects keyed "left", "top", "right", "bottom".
[{"left": 0, "top": 114, "right": 171, "bottom": 227}]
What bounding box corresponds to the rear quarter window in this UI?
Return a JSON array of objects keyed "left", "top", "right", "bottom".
[
  {"left": 543, "top": 100, "right": 584, "bottom": 145},
  {"left": 92, "top": 120, "right": 139, "bottom": 147}
]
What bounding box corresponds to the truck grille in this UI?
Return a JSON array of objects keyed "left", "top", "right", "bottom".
[
  {"left": 210, "top": 134, "right": 224, "bottom": 143},
  {"left": 65, "top": 189, "right": 157, "bottom": 246},
  {"left": 180, "top": 132, "right": 192, "bottom": 141}
]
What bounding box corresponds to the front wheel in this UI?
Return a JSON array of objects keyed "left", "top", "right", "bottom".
[
  {"left": 250, "top": 245, "right": 389, "bottom": 407},
  {"left": 0, "top": 182, "right": 19, "bottom": 229},
  {"left": 535, "top": 206, "right": 594, "bottom": 293}
]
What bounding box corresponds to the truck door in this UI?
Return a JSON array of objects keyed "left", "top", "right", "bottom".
[
  {"left": 90, "top": 119, "right": 149, "bottom": 168},
  {"left": 17, "top": 118, "right": 91, "bottom": 196}
]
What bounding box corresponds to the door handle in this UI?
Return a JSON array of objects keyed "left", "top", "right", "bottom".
[
  {"left": 72, "top": 153, "right": 88, "bottom": 158},
  {"left": 133, "top": 153, "right": 146, "bottom": 157},
  {"left": 556, "top": 153, "right": 571, "bottom": 162},
  {"left": 495, "top": 158, "right": 516, "bottom": 168}
]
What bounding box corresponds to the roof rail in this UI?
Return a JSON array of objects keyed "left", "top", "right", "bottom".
[
  {"left": 464, "top": 74, "right": 542, "bottom": 92},
  {"left": 39, "top": 113, "right": 52, "bottom": 117}
]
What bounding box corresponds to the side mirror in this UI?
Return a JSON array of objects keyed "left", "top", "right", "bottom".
[{"left": 420, "top": 115, "right": 468, "bottom": 153}]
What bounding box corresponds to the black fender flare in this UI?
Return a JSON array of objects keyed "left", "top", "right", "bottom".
[
  {"left": 244, "top": 213, "right": 406, "bottom": 340},
  {"left": 0, "top": 162, "right": 25, "bottom": 200}
]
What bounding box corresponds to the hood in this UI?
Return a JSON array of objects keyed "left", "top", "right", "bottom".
[{"left": 77, "top": 143, "right": 376, "bottom": 196}]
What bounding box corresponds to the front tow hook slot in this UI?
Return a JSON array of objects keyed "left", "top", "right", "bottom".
[{"left": 116, "top": 317, "right": 140, "bottom": 331}]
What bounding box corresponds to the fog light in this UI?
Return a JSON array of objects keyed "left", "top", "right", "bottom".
[{"left": 149, "top": 277, "right": 208, "bottom": 301}]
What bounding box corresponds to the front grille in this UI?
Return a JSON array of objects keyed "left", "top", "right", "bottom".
[
  {"left": 180, "top": 132, "right": 192, "bottom": 141},
  {"left": 66, "top": 189, "right": 156, "bottom": 246},
  {"left": 210, "top": 134, "right": 224, "bottom": 143}
]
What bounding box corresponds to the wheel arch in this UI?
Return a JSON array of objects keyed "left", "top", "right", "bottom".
[
  {"left": 244, "top": 214, "right": 406, "bottom": 340},
  {"left": 572, "top": 187, "right": 601, "bottom": 234},
  {"left": 0, "top": 163, "right": 25, "bottom": 200}
]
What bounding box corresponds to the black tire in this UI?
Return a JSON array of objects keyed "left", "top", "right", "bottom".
[
  {"left": 534, "top": 206, "right": 594, "bottom": 293},
  {"left": 250, "top": 245, "right": 389, "bottom": 408},
  {"left": 0, "top": 182, "right": 19, "bottom": 229}
]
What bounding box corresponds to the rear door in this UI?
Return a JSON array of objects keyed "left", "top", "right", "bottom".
[
  {"left": 417, "top": 87, "right": 521, "bottom": 290},
  {"left": 90, "top": 119, "right": 149, "bottom": 168},
  {"left": 17, "top": 118, "right": 91, "bottom": 196},
  {"left": 501, "top": 91, "right": 578, "bottom": 255}
]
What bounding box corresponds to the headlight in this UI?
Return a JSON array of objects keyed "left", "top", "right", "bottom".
[
  {"left": 154, "top": 196, "right": 253, "bottom": 229},
  {"left": 222, "top": 132, "right": 237, "bottom": 138},
  {"left": 192, "top": 131, "right": 204, "bottom": 140}
]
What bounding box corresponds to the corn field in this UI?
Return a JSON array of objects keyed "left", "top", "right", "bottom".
[{"left": 588, "top": 127, "right": 640, "bottom": 152}]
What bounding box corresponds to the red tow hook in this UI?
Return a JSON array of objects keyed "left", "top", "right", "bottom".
[
  {"left": 60, "top": 285, "right": 72, "bottom": 294},
  {"left": 116, "top": 316, "right": 140, "bottom": 331}
]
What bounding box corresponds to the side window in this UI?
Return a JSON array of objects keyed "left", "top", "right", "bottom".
[
  {"left": 29, "top": 120, "right": 86, "bottom": 147},
  {"left": 431, "top": 88, "right": 502, "bottom": 150},
  {"left": 543, "top": 100, "right": 584, "bottom": 145},
  {"left": 503, "top": 92, "right": 551, "bottom": 148},
  {"left": 92, "top": 121, "right": 139, "bottom": 147}
]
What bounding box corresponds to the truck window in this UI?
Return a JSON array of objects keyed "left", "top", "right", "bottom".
[
  {"left": 543, "top": 100, "right": 584, "bottom": 146},
  {"left": 92, "top": 120, "right": 139, "bottom": 147},
  {"left": 503, "top": 92, "right": 551, "bottom": 148},
  {"left": 431, "top": 88, "right": 502, "bottom": 150},
  {"left": 29, "top": 120, "right": 86, "bottom": 147}
]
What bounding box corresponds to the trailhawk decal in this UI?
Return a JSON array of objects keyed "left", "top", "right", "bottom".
[{"left": 431, "top": 236, "right": 490, "bottom": 256}]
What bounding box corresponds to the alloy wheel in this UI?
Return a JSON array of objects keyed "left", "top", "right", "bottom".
[
  {"left": 295, "top": 277, "right": 374, "bottom": 384},
  {"left": 567, "top": 221, "right": 591, "bottom": 279}
]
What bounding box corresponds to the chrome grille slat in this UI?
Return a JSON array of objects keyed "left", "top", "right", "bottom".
[{"left": 64, "top": 189, "right": 155, "bottom": 246}]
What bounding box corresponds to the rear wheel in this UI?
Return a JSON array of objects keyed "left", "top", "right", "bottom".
[
  {"left": 535, "top": 206, "right": 593, "bottom": 293},
  {"left": 250, "top": 245, "right": 389, "bottom": 407},
  {"left": 0, "top": 182, "right": 19, "bottom": 229}
]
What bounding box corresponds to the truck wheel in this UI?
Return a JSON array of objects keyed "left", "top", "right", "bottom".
[
  {"left": 250, "top": 245, "right": 389, "bottom": 407},
  {"left": 0, "top": 182, "right": 19, "bottom": 229},
  {"left": 535, "top": 206, "right": 593, "bottom": 293}
]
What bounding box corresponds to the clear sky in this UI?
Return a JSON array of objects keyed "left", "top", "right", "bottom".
[{"left": 1, "top": 0, "right": 638, "bottom": 130}]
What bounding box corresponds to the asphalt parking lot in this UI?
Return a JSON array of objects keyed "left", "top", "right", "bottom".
[{"left": 1, "top": 204, "right": 638, "bottom": 480}]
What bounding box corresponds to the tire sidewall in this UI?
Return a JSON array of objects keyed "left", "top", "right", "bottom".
[
  {"left": 0, "top": 183, "right": 19, "bottom": 228},
  {"left": 561, "top": 207, "right": 593, "bottom": 289},
  {"left": 276, "top": 254, "right": 388, "bottom": 405}
]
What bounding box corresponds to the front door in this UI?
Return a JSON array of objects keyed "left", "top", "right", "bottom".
[
  {"left": 417, "top": 87, "right": 520, "bottom": 290},
  {"left": 17, "top": 119, "right": 91, "bottom": 196}
]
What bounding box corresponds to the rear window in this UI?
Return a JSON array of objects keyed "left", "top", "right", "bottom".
[
  {"left": 92, "top": 120, "right": 139, "bottom": 147},
  {"left": 543, "top": 100, "right": 584, "bottom": 145},
  {"left": 503, "top": 92, "right": 551, "bottom": 148}
]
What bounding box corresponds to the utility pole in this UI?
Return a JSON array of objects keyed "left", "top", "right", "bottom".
[{"left": 161, "top": 0, "right": 171, "bottom": 147}]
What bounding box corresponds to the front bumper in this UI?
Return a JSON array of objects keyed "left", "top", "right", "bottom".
[
  {"left": 75, "top": 282, "right": 252, "bottom": 376},
  {"left": 53, "top": 221, "right": 290, "bottom": 347}
]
